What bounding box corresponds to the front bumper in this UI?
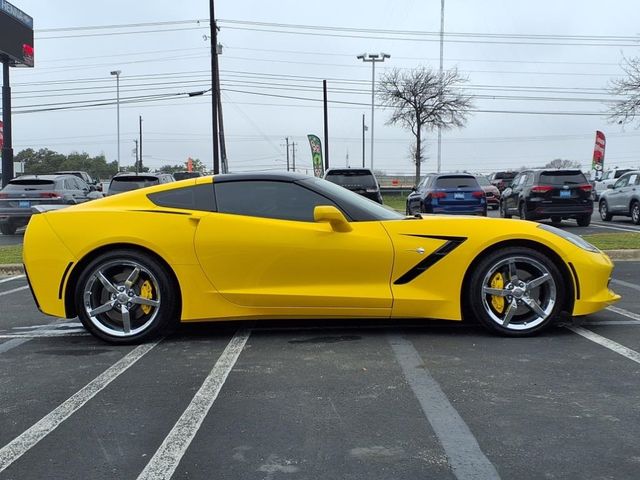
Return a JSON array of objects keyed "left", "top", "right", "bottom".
[{"left": 571, "top": 250, "right": 620, "bottom": 316}]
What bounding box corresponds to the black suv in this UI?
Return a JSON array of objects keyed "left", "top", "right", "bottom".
[
  {"left": 500, "top": 169, "right": 593, "bottom": 226},
  {"left": 323, "top": 168, "right": 383, "bottom": 204},
  {"left": 107, "top": 172, "right": 175, "bottom": 196}
]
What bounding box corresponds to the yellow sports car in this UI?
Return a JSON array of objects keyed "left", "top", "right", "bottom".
[{"left": 22, "top": 173, "right": 620, "bottom": 344}]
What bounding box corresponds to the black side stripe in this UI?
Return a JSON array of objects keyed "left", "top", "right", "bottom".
[
  {"left": 132, "top": 209, "right": 192, "bottom": 216},
  {"left": 394, "top": 235, "right": 467, "bottom": 285},
  {"left": 58, "top": 262, "right": 74, "bottom": 300},
  {"left": 568, "top": 262, "right": 581, "bottom": 300}
]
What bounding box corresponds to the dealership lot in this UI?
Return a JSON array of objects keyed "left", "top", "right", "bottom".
[{"left": 0, "top": 262, "right": 639, "bottom": 480}]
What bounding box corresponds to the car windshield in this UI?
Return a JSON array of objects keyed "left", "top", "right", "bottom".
[
  {"left": 325, "top": 170, "right": 377, "bottom": 189},
  {"left": 540, "top": 171, "right": 587, "bottom": 186},
  {"left": 300, "top": 176, "right": 403, "bottom": 221},
  {"left": 435, "top": 176, "right": 479, "bottom": 189},
  {"left": 109, "top": 177, "right": 160, "bottom": 193},
  {"left": 3, "top": 180, "right": 56, "bottom": 190}
]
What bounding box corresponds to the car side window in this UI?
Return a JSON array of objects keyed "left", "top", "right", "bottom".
[
  {"left": 214, "top": 180, "right": 338, "bottom": 222},
  {"left": 64, "top": 178, "right": 76, "bottom": 190},
  {"left": 148, "top": 184, "right": 215, "bottom": 212},
  {"left": 614, "top": 176, "right": 629, "bottom": 189},
  {"left": 628, "top": 174, "right": 639, "bottom": 185},
  {"left": 510, "top": 174, "right": 521, "bottom": 187}
]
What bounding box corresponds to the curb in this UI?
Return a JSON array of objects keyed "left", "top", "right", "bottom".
[{"left": 2, "top": 249, "right": 640, "bottom": 277}]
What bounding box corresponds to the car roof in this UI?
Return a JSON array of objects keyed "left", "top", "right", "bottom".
[
  {"left": 212, "top": 172, "right": 309, "bottom": 183},
  {"left": 325, "top": 168, "right": 374, "bottom": 174}
]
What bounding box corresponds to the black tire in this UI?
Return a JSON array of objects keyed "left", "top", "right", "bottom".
[
  {"left": 466, "top": 246, "right": 565, "bottom": 337},
  {"left": 599, "top": 200, "right": 612, "bottom": 221},
  {"left": 0, "top": 222, "right": 16, "bottom": 235},
  {"left": 550, "top": 216, "right": 562, "bottom": 225},
  {"left": 74, "top": 249, "right": 179, "bottom": 344},
  {"left": 499, "top": 201, "right": 512, "bottom": 219},
  {"left": 631, "top": 201, "right": 640, "bottom": 225},
  {"left": 576, "top": 214, "right": 591, "bottom": 227},
  {"left": 519, "top": 202, "right": 531, "bottom": 221}
]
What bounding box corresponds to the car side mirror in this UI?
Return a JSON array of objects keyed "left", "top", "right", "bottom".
[
  {"left": 314, "top": 205, "right": 352, "bottom": 232},
  {"left": 503, "top": 187, "right": 512, "bottom": 195}
]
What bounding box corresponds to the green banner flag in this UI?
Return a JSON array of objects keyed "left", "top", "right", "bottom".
[{"left": 307, "top": 134, "right": 324, "bottom": 178}]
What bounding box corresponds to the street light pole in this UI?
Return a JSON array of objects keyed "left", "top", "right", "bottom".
[
  {"left": 357, "top": 53, "right": 390, "bottom": 172},
  {"left": 437, "top": 0, "right": 445, "bottom": 173},
  {"left": 210, "top": 0, "right": 220, "bottom": 174},
  {"left": 110, "top": 70, "right": 121, "bottom": 172}
]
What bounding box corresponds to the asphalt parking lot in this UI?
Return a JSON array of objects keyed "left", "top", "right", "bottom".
[{"left": 1, "top": 260, "right": 639, "bottom": 480}]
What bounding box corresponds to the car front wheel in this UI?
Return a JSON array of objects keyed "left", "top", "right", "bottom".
[
  {"left": 74, "top": 249, "right": 179, "bottom": 344},
  {"left": 599, "top": 200, "right": 612, "bottom": 221},
  {"left": 0, "top": 222, "right": 17, "bottom": 235},
  {"left": 466, "top": 247, "right": 565, "bottom": 336}
]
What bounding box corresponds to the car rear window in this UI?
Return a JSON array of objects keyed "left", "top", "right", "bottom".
[
  {"left": 434, "top": 176, "right": 479, "bottom": 189},
  {"left": 476, "top": 176, "right": 491, "bottom": 186},
  {"left": 3, "top": 180, "right": 56, "bottom": 190},
  {"left": 539, "top": 171, "right": 587, "bottom": 186},
  {"left": 325, "top": 171, "right": 377, "bottom": 189},
  {"left": 109, "top": 177, "right": 160, "bottom": 193},
  {"left": 614, "top": 169, "right": 632, "bottom": 179},
  {"left": 494, "top": 172, "right": 516, "bottom": 180}
]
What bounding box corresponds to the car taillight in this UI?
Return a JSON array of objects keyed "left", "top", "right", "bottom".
[
  {"left": 472, "top": 191, "right": 485, "bottom": 198},
  {"left": 531, "top": 185, "right": 553, "bottom": 193},
  {"left": 0, "top": 193, "right": 7, "bottom": 199},
  {"left": 578, "top": 184, "right": 592, "bottom": 192},
  {"left": 431, "top": 191, "right": 446, "bottom": 199},
  {"left": 39, "top": 192, "right": 62, "bottom": 198}
]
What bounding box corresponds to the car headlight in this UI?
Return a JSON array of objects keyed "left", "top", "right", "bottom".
[{"left": 537, "top": 224, "right": 600, "bottom": 253}]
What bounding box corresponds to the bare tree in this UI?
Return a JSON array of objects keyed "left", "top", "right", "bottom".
[
  {"left": 608, "top": 56, "right": 640, "bottom": 125},
  {"left": 544, "top": 158, "right": 581, "bottom": 169},
  {"left": 377, "top": 66, "right": 473, "bottom": 185}
]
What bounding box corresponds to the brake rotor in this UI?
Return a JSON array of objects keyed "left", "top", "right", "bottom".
[{"left": 490, "top": 272, "right": 505, "bottom": 313}]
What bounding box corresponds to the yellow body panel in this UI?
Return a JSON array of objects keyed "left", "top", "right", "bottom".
[{"left": 22, "top": 178, "right": 619, "bottom": 324}]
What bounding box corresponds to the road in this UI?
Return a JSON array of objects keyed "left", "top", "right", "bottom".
[{"left": 0, "top": 263, "right": 639, "bottom": 479}]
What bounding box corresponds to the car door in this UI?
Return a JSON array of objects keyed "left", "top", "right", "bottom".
[
  {"left": 620, "top": 173, "right": 639, "bottom": 213},
  {"left": 608, "top": 174, "right": 630, "bottom": 212},
  {"left": 503, "top": 173, "right": 522, "bottom": 213},
  {"left": 194, "top": 180, "right": 394, "bottom": 313}
]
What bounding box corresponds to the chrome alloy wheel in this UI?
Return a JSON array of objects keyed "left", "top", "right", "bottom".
[
  {"left": 632, "top": 202, "right": 640, "bottom": 224},
  {"left": 82, "top": 259, "right": 161, "bottom": 338},
  {"left": 480, "top": 256, "right": 557, "bottom": 331}
]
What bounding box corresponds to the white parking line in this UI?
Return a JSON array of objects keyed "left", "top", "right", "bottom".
[
  {"left": 0, "top": 275, "right": 25, "bottom": 284},
  {"left": 0, "top": 286, "right": 29, "bottom": 297},
  {"left": 0, "top": 332, "right": 90, "bottom": 338},
  {"left": 567, "top": 327, "right": 640, "bottom": 364},
  {"left": 137, "top": 330, "right": 251, "bottom": 480},
  {"left": 388, "top": 334, "right": 500, "bottom": 480},
  {"left": 590, "top": 222, "right": 640, "bottom": 233},
  {"left": 606, "top": 305, "right": 640, "bottom": 323},
  {"left": 610, "top": 278, "right": 640, "bottom": 292},
  {"left": 0, "top": 340, "right": 160, "bottom": 473}
]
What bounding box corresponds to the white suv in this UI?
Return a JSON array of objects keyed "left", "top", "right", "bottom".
[{"left": 593, "top": 168, "right": 633, "bottom": 200}]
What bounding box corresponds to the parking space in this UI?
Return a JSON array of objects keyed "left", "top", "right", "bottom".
[{"left": 1, "top": 264, "right": 640, "bottom": 479}]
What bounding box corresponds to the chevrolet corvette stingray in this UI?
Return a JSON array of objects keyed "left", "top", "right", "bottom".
[{"left": 22, "top": 173, "right": 620, "bottom": 344}]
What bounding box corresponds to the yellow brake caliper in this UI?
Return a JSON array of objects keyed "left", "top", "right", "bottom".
[
  {"left": 490, "top": 272, "right": 505, "bottom": 314},
  {"left": 140, "top": 280, "right": 154, "bottom": 314}
]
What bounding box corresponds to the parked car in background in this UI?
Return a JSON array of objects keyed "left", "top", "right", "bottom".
[
  {"left": 406, "top": 173, "right": 487, "bottom": 216},
  {"left": 500, "top": 169, "right": 593, "bottom": 226},
  {"left": 476, "top": 175, "right": 501, "bottom": 210},
  {"left": 323, "top": 168, "right": 383, "bottom": 204},
  {"left": 488, "top": 171, "right": 517, "bottom": 191},
  {"left": 173, "top": 171, "right": 204, "bottom": 181},
  {"left": 107, "top": 172, "right": 175, "bottom": 196},
  {"left": 54, "top": 170, "right": 102, "bottom": 191},
  {"left": 0, "top": 174, "right": 97, "bottom": 235},
  {"left": 593, "top": 168, "right": 633, "bottom": 201},
  {"left": 598, "top": 170, "right": 640, "bottom": 224}
]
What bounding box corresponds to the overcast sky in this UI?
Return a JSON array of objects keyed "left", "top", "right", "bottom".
[{"left": 3, "top": 0, "right": 640, "bottom": 177}]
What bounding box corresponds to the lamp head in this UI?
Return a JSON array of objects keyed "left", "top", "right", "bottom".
[{"left": 110, "top": 70, "right": 121, "bottom": 76}]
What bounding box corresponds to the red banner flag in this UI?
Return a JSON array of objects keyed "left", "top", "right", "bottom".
[{"left": 592, "top": 131, "right": 605, "bottom": 181}]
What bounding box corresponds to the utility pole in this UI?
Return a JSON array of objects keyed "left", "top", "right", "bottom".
[
  {"left": 210, "top": 0, "right": 220, "bottom": 174},
  {"left": 437, "top": 0, "right": 445, "bottom": 173},
  {"left": 291, "top": 142, "right": 296, "bottom": 172},
  {"left": 1, "top": 59, "right": 13, "bottom": 187},
  {"left": 217, "top": 74, "right": 228, "bottom": 174},
  {"left": 285, "top": 137, "right": 290, "bottom": 171},
  {"left": 138, "top": 115, "right": 143, "bottom": 173},
  {"left": 356, "top": 53, "right": 390, "bottom": 172},
  {"left": 133, "top": 139, "right": 138, "bottom": 172},
  {"left": 323, "top": 79, "right": 329, "bottom": 170}
]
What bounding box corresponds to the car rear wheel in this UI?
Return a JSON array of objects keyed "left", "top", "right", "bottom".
[
  {"left": 599, "top": 200, "right": 612, "bottom": 221},
  {"left": 631, "top": 201, "right": 640, "bottom": 225},
  {"left": 466, "top": 247, "right": 564, "bottom": 336},
  {"left": 0, "top": 222, "right": 17, "bottom": 235},
  {"left": 519, "top": 203, "right": 531, "bottom": 221},
  {"left": 576, "top": 214, "right": 591, "bottom": 227},
  {"left": 499, "top": 201, "right": 512, "bottom": 219},
  {"left": 74, "top": 249, "right": 179, "bottom": 344},
  {"left": 550, "top": 216, "right": 562, "bottom": 225}
]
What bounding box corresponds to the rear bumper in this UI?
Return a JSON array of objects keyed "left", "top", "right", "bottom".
[
  {"left": 432, "top": 205, "right": 486, "bottom": 215},
  {"left": 526, "top": 202, "right": 593, "bottom": 219}
]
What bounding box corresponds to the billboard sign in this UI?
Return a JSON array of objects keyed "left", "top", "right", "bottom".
[{"left": 0, "top": 0, "right": 34, "bottom": 67}]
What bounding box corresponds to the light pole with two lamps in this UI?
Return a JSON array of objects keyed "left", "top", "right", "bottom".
[
  {"left": 356, "top": 53, "right": 390, "bottom": 172},
  {"left": 110, "top": 70, "right": 121, "bottom": 172}
]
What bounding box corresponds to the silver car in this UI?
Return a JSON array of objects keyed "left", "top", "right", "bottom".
[{"left": 598, "top": 170, "right": 640, "bottom": 224}]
